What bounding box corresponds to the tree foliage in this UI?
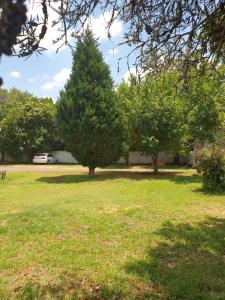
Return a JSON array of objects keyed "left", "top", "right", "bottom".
[
  {"left": 0, "top": 88, "right": 61, "bottom": 161},
  {"left": 57, "top": 29, "right": 125, "bottom": 175},
  {"left": 117, "top": 63, "right": 225, "bottom": 174},
  {"left": 117, "top": 70, "right": 185, "bottom": 173},
  {"left": 0, "top": 0, "right": 225, "bottom": 84},
  {"left": 178, "top": 65, "right": 225, "bottom": 170},
  {"left": 184, "top": 66, "right": 225, "bottom": 144},
  {"left": 137, "top": 71, "right": 185, "bottom": 173},
  {"left": 116, "top": 77, "right": 142, "bottom": 164},
  {"left": 198, "top": 142, "right": 225, "bottom": 192},
  {"left": 0, "top": 0, "right": 27, "bottom": 84}
]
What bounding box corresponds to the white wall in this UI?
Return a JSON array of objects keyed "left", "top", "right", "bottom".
[
  {"left": 118, "top": 151, "right": 175, "bottom": 165},
  {"left": 52, "top": 151, "right": 188, "bottom": 165},
  {"left": 0, "top": 154, "right": 14, "bottom": 162},
  {"left": 51, "top": 151, "right": 78, "bottom": 164},
  {"left": 0, "top": 154, "right": 29, "bottom": 162},
  {"left": 0, "top": 150, "right": 188, "bottom": 164}
]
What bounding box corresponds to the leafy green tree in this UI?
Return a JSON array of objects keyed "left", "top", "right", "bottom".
[
  {"left": 0, "top": 88, "right": 8, "bottom": 160},
  {"left": 25, "top": 98, "right": 60, "bottom": 160},
  {"left": 198, "top": 139, "right": 225, "bottom": 192},
  {"left": 0, "top": 87, "right": 8, "bottom": 108},
  {"left": 183, "top": 66, "right": 225, "bottom": 168},
  {"left": 185, "top": 67, "right": 225, "bottom": 143},
  {"left": 57, "top": 29, "right": 125, "bottom": 176},
  {"left": 116, "top": 77, "right": 142, "bottom": 165},
  {"left": 137, "top": 71, "right": 185, "bottom": 174},
  {"left": 0, "top": 91, "right": 61, "bottom": 161}
]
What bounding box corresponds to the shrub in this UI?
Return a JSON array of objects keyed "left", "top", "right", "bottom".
[{"left": 198, "top": 145, "right": 225, "bottom": 191}]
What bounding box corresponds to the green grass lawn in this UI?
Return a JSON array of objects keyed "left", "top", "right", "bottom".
[{"left": 0, "top": 168, "right": 224, "bottom": 299}]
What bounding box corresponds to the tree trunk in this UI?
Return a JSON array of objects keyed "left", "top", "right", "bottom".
[
  {"left": 28, "top": 151, "right": 34, "bottom": 163},
  {"left": 174, "top": 153, "right": 180, "bottom": 165},
  {"left": 152, "top": 154, "right": 159, "bottom": 174},
  {"left": 1, "top": 152, "right": 5, "bottom": 162},
  {"left": 124, "top": 152, "right": 130, "bottom": 167},
  {"left": 196, "top": 167, "right": 201, "bottom": 174},
  {"left": 193, "top": 142, "right": 202, "bottom": 174},
  {"left": 88, "top": 167, "right": 95, "bottom": 177}
]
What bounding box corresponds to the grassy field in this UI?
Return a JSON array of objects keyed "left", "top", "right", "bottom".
[{"left": 0, "top": 167, "right": 224, "bottom": 299}]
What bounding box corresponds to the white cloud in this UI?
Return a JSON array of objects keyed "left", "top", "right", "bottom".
[
  {"left": 54, "top": 68, "right": 71, "bottom": 82},
  {"left": 123, "top": 67, "right": 137, "bottom": 82},
  {"left": 29, "top": 74, "right": 49, "bottom": 83},
  {"left": 10, "top": 70, "right": 21, "bottom": 78},
  {"left": 123, "top": 67, "right": 148, "bottom": 82},
  {"left": 25, "top": 4, "right": 122, "bottom": 55},
  {"left": 27, "top": 2, "right": 73, "bottom": 55},
  {"left": 83, "top": 12, "right": 123, "bottom": 41},
  {"left": 108, "top": 48, "right": 119, "bottom": 56},
  {"left": 41, "top": 68, "right": 71, "bottom": 91}
]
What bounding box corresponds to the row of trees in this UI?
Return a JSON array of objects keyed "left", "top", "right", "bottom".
[
  {"left": 0, "top": 88, "right": 63, "bottom": 162},
  {"left": 57, "top": 29, "right": 225, "bottom": 176},
  {"left": 116, "top": 67, "right": 225, "bottom": 174},
  {"left": 0, "top": 29, "right": 224, "bottom": 179}
]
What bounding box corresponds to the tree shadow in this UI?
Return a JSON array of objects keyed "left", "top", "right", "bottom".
[
  {"left": 167, "top": 176, "right": 225, "bottom": 196},
  {"left": 166, "top": 173, "right": 202, "bottom": 184},
  {"left": 125, "top": 216, "right": 225, "bottom": 299},
  {"left": 12, "top": 273, "right": 124, "bottom": 300},
  {"left": 36, "top": 171, "right": 225, "bottom": 196},
  {"left": 37, "top": 173, "right": 106, "bottom": 184},
  {"left": 193, "top": 187, "right": 225, "bottom": 196},
  {"left": 36, "top": 170, "right": 192, "bottom": 185}
]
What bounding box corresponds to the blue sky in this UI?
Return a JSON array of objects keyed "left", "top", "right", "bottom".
[{"left": 1, "top": 8, "right": 135, "bottom": 101}]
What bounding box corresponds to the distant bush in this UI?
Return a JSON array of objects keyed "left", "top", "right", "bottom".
[{"left": 199, "top": 145, "right": 225, "bottom": 191}]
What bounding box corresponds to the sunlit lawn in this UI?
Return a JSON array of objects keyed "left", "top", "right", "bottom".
[{"left": 0, "top": 168, "right": 224, "bottom": 299}]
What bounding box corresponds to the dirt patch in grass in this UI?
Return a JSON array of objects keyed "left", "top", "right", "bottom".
[
  {"left": 10, "top": 271, "right": 123, "bottom": 300},
  {"left": 99, "top": 205, "right": 145, "bottom": 215},
  {"left": 9, "top": 267, "right": 53, "bottom": 292}
]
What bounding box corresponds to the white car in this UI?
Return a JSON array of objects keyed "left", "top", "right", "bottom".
[{"left": 33, "top": 153, "right": 57, "bottom": 164}]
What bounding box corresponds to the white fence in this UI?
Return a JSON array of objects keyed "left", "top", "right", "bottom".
[
  {"left": 52, "top": 151, "right": 188, "bottom": 165},
  {"left": 51, "top": 151, "right": 78, "bottom": 164},
  {"left": 0, "top": 150, "right": 188, "bottom": 164}
]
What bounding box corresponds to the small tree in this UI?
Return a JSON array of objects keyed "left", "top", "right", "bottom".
[
  {"left": 57, "top": 29, "right": 125, "bottom": 176},
  {"left": 138, "top": 71, "right": 185, "bottom": 174},
  {"left": 116, "top": 77, "right": 142, "bottom": 165},
  {"left": 183, "top": 66, "right": 225, "bottom": 170},
  {"left": 0, "top": 87, "right": 8, "bottom": 161},
  {"left": 198, "top": 142, "right": 225, "bottom": 192},
  {"left": 0, "top": 93, "right": 60, "bottom": 161}
]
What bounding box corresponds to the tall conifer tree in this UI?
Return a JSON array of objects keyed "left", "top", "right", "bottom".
[{"left": 57, "top": 29, "right": 125, "bottom": 176}]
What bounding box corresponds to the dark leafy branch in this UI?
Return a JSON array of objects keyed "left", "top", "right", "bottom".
[{"left": 0, "top": 0, "right": 225, "bottom": 84}]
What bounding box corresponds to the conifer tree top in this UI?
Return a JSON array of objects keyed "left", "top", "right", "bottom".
[
  {"left": 66, "top": 28, "right": 113, "bottom": 91},
  {"left": 57, "top": 28, "right": 125, "bottom": 175}
]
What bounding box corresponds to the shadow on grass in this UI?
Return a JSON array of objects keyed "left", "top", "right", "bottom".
[
  {"left": 36, "top": 171, "right": 225, "bottom": 196},
  {"left": 36, "top": 170, "right": 196, "bottom": 184},
  {"left": 193, "top": 187, "right": 225, "bottom": 196},
  {"left": 125, "top": 216, "right": 225, "bottom": 299},
  {"left": 9, "top": 217, "right": 225, "bottom": 299},
  {"left": 13, "top": 274, "right": 124, "bottom": 300}
]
